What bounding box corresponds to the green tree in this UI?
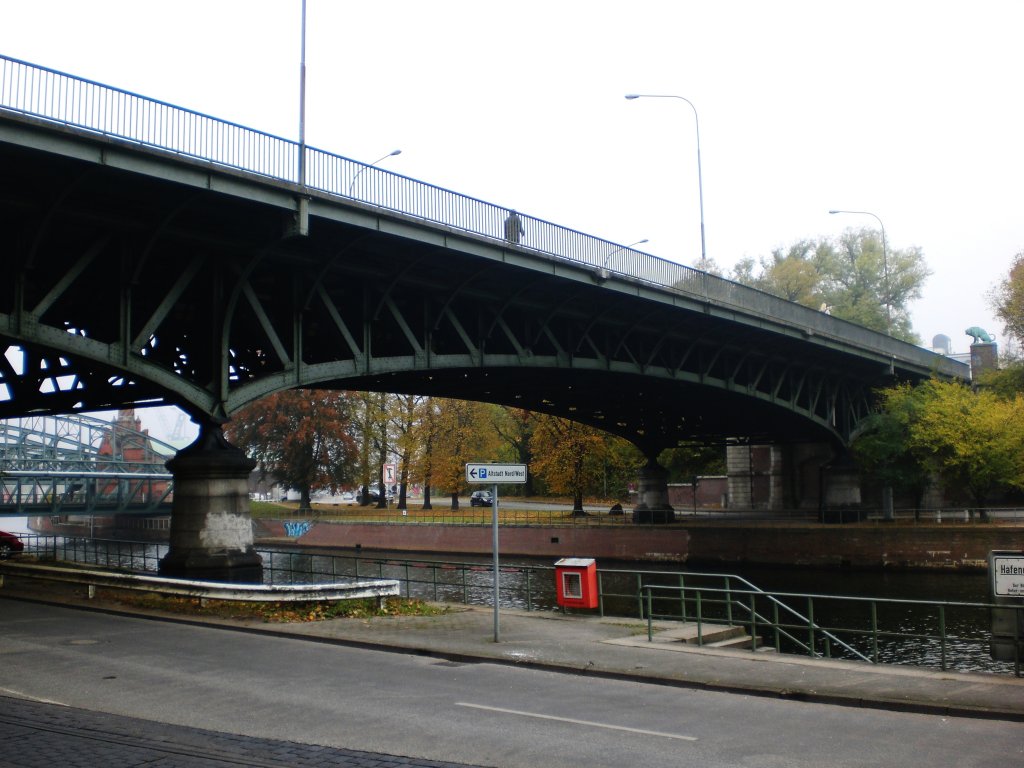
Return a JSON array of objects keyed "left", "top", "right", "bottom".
[
  {"left": 906, "top": 379, "right": 1024, "bottom": 513},
  {"left": 734, "top": 230, "right": 930, "bottom": 342},
  {"left": 226, "top": 389, "right": 358, "bottom": 511},
  {"left": 732, "top": 240, "right": 823, "bottom": 307},
  {"left": 851, "top": 383, "right": 932, "bottom": 514},
  {"left": 814, "top": 227, "right": 929, "bottom": 341},
  {"left": 658, "top": 441, "right": 726, "bottom": 484},
  {"left": 990, "top": 250, "right": 1024, "bottom": 344}
]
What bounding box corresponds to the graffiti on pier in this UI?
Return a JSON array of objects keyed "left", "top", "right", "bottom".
[{"left": 283, "top": 520, "right": 312, "bottom": 538}]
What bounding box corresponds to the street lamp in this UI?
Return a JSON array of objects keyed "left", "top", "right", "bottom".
[
  {"left": 348, "top": 149, "right": 402, "bottom": 195},
  {"left": 299, "top": 0, "right": 308, "bottom": 189},
  {"left": 600, "top": 238, "right": 648, "bottom": 279},
  {"left": 829, "top": 209, "right": 891, "bottom": 332},
  {"left": 625, "top": 93, "right": 706, "bottom": 265}
]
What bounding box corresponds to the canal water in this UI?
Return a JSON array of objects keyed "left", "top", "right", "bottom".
[
  {"left": 9, "top": 524, "right": 1014, "bottom": 676},
  {"left": 272, "top": 546, "right": 1013, "bottom": 676}
]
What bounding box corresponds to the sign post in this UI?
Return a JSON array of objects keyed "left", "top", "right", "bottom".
[
  {"left": 466, "top": 463, "right": 528, "bottom": 642},
  {"left": 989, "top": 550, "right": 1024, "bottom": 671}
]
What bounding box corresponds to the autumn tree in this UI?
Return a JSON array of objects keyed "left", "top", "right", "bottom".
[
  {"left": 412, "top": 397, "right": 441, "bottom": 509},
  {"left": 492, "top": 407, "right": 536, "bottom": 496},
  {"left": 431, "top": 398, "right": 501, "bottom": 508},
  {"left": 226, "top": 389, "right": 358, "bottom": 511},
  {"left": 529, "top": 415, "right": 609, "bottom": 514},
  {"left": 392, "top": 393, "right": 427, "bottom": 509}
]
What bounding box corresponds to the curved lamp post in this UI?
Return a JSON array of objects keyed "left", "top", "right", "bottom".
[
  {"left": 599, "top": 238, "right": 648, "bottom": 279},
  {"left": 829, "top": 209, "right": 890, "bottom": 332},
  {"left": 348, "top": 149, "right": 402, "bottom": 195},
  {"left": 625, "top": 93, "right": 705, "bottom": 264}
]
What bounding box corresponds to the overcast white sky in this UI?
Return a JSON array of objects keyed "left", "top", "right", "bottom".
[{"left": 4, "top": 0, "right": 1022, "bottom": 441}]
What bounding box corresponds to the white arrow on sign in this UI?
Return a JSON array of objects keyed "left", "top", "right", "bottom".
[{"left": 465, "top": 463, "right": 528, "bottom": 484}]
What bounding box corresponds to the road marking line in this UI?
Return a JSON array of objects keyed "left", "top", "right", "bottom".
[{"left": 455, "top": 702, "right": 697, "bottom": 742}]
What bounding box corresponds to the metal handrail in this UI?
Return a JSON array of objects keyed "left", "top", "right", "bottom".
[
  {"left": 0, "top": 54, "right": 957, "bottom": 375},
  {"left": 640, "top": 581, "right": 871, "bottom": 662}
]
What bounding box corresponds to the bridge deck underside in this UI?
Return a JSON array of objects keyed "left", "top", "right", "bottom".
[{"left": 0, "top": 123, "right": 914, "bottom": 450}]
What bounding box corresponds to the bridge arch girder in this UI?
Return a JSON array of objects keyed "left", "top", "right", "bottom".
[{"left": 0, "top": 117, "right": 940, "bottom": 449}]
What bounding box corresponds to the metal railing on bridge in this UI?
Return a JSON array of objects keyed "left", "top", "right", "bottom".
[{"left": 0, "top": 54, "right": 953, "bottom": 372}]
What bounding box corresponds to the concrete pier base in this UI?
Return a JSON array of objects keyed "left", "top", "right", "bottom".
[
  {"left": 632, "top": 458, "right": 675, "bottom": 524},
  {"left": 159, "top": 426, "right": 263, "bottom": 583}
]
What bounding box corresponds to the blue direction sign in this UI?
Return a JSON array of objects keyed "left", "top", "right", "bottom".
[{"left": 465, "top": 463, "right": 528, "bottom": 484}]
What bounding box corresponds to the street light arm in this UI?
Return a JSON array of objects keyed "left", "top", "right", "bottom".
[
  {"left": 829, "top": 209, "right": 891, "bottom": 331},
  {"left": 348, "top": 150, "right": 402, "bottom": 195},
  {"left": 625, "top": 93, "right": 705, "bottom": 264},
  {"left": 602, "top": 238, "right": 649, "bottom": 269}
]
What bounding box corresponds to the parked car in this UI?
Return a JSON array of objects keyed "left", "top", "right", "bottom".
[
  {"left": 358, "top": 489, "right": 394, "bottom": 505},
  {"left": 0, "top": 530, "right": 24, "bottom": 559},
  {"left": 469, "top": 490, "right": 495, "bottom": 507}
]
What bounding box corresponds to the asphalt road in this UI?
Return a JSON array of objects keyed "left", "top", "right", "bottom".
[{"left": 1, "top": 599, "right": 1020, "bottom": 768}]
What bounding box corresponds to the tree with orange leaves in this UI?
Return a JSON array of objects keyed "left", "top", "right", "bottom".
[{"left": 226, "top": 389, "right": 358, "bottom": 511}]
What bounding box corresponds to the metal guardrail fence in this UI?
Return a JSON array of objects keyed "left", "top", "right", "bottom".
[
  {"left": 265, "top": 504, "right": 1024, "bottom": 527},
  {"left": 8, "top": 533, "right": 1019, "bottom": 676},
  {"left": 0, "top": 54, "right": 950, "bottom": 371}
]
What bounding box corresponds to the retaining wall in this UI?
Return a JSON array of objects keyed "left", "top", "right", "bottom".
[{"left": 256, "top": 518, "right": 1024, "bottom": 570}]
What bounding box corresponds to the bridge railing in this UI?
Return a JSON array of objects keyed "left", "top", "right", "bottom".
[{"left": 0, "top": 55, "right": 958, "bottom": 373}]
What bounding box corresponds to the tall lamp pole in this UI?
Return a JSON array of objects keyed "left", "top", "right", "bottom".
[
  {"left": 829, "top": 209, "right": 890, "bottom": 332},
  {"left": 626, "top": 93, "right": 706, "bottom": 265},
  {"left": 299, "top": 0, "right": 308, "bottom": 189}
]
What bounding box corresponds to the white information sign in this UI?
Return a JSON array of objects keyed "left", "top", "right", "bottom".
[
  {"left": 993, "top": 555, "right": 1024, "bottom": 597},
  {"left": 465, "top": 463, "right": 527, "bottom": 484}
]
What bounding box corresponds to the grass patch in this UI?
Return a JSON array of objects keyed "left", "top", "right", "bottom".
[{"left": 108, "top": 592, "right": 450, "bottom": 623}]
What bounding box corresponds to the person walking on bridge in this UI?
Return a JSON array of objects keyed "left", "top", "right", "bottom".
[{"left": 504, "top": 209, "right": 524, "bottom": 244}]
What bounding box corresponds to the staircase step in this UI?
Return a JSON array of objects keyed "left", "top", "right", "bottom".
[{"left": 652, "top": 621, "right": 775, "bottom": 652}]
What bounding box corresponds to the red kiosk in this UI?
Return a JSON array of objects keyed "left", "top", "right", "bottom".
[{"left": 554, "top": 557, "right": 598, "bottom": 609}]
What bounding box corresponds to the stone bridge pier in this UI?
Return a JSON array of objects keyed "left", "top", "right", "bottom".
[
  {"left": 632, "top": 457, "right": 675, "bottom": 524},
  {"left": 158, "top": 425, "right": 263, "bottom": 583}
]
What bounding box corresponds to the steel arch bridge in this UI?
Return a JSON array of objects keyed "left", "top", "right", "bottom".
[
  {"left": 0, "top": 411, "right": 174, "bottom": 516},
  {"left": 0, "top": 55, "right": 965, "bottom": 459}
]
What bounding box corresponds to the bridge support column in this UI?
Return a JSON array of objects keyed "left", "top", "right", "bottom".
[
  {"left": 159, "top": 425, "right": 263, "bottom": 583},
  {"left": 820, "top": 451, "right": 863, "bottom": 523},
  {"left": 632, "top": 458, "right": 675, "bottom": 524}
]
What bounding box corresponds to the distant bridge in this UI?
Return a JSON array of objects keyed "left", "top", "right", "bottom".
[{"left": 0, "top": 411, "right": 173, "bottom": 516}]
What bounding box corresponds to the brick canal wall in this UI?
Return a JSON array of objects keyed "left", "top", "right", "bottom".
[
  {"left": 260, "top": 520, "right": 690, "bottom": 561},
  {"left": 256, "top": 519, "right": 1024, "bottom": 570}
]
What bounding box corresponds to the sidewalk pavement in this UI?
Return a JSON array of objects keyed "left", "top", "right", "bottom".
[{"left": 3, "top": 578, "right": 1023, "bottom": 723}]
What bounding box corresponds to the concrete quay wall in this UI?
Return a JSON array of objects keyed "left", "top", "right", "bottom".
[{"left": 256, "top": 519, "right": 1024, "bottom": 570}]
